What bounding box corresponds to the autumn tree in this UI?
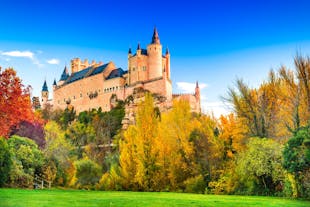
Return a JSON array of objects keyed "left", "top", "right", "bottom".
[
  {"left": 10, "top": 120, "right": 45, "bottom": 148},
  {"left": 119, "top": 93, "right": 160, "bottom": 191},
  {"left": 0, "top": 68, "right": 35, "bottom": 137},
  {"left": 158, "top": 100, "right": 199, "bottom": 190},
  {"left": 218, "top": 113, "right": 247, "bottom": 159},
  {"left": 44, "top": 121, "right": 73, "bottom": 185}
]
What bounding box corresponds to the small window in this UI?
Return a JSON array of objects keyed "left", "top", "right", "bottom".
[
  {"left": 80, "top": 93, "right": 82, "bottom": 97},
  {"left": 133, "top": 67, "right": 135, "bottom": 71}
]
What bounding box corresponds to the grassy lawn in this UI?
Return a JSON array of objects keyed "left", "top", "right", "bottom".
[{"left": 0, "top": 188, "right": 309, "bottom": 207}]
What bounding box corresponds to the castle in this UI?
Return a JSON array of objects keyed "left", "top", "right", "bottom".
[{"left": 41, "top": 28, "right": 201, "bottom": 114}]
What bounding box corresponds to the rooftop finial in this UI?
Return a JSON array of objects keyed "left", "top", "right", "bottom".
[
  {"left": 151, "top": 27, "right": 160, "bottom": 44},
  {"left": 196, "top": 81, "right": 199, "bottom": 88},
  {"left": 128, "top": 47, "right": 132, "bottom": 54},
  {"left": 53, "top": 79, "right": 57, "bottom": 86}
]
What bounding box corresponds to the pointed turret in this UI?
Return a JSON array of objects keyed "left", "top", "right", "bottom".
[
  {"left": 53, "top": 78, "right": 57, "bottom": 90},
  {"left": 128, "top": 47, "right": 132, "bottom": 59},
  {"left": 41, "top": 80, "right": 49, "bottom": 107},
  {"left": 151, "top": 27, "right": 160, "bottom": 44},
  {"left": 58, "top": 66, "right": 69, "bottom": 86},
  {"left": 137, "top": 43, "right": 141, "bottom": 56},
  {"left": 166, "top": 47, "right": 170, "bottom": 55},
  {"left": 42, "top": 80, "right": 48, "bottom": 92},
  {"left": 60, "top": 66, "right": 69, "bottom": 81}
]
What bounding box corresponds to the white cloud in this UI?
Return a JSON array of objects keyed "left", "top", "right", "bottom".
[
  {"left": 1, "top": 50, "right": 44, "bottom": 67},
  {"left": 176, "top": 82, "right": 207, "bottom": 93},
  {"left": 47, "top": 58, "right": 60, "bottom": 65},
  {"left": 1, "top": 50, "right": 34, "bottom": 59}
]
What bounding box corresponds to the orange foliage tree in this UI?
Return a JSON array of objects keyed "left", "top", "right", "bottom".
[{"left": 0, "top": 67, "right": 35, "bottom": 138}]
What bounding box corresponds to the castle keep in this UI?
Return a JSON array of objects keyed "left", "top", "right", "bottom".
[{"left": 41, "top": 28, "right": 201, "bottom": 113}]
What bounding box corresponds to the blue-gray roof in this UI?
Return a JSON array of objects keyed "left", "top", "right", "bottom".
[
  {"left": 65, "top": 66, "right": 92, "bottom": 84},
  {"left": 91, "top": 63, "right": 108, "bottom": 76},
  {"left": 106, "top": 68, "right": 125, "bottom": 80},
  {"left": 133, "top": 49, "right": 148, "bottom": 57},
  {"left": 63, "top": 63, "right": 125, "bottom": 85}
]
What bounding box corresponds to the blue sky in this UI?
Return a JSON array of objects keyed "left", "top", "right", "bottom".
[{"left": 1, "top": 0, "right": 310, "bottom": 117}]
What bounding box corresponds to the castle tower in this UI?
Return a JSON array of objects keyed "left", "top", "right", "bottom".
[
  {"left": 147, "top": 27, "right": 163, "bottom": 79},
  {"left": 41, "top": 80, "right": 49, "bottom": 106},
  {"left": 71, "top": 58, "right": 81, "bottom": 73}
]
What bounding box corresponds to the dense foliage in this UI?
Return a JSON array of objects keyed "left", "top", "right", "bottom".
[{"left": 0, "top": 56, "right": 309, "bottom": 199}]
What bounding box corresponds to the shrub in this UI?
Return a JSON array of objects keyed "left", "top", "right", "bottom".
[
  {"left": 74, "top": 159, "right": 101, "bottom": 189},
  {"left": 184, "top": 175, "right": 206, "bottom": 194}
]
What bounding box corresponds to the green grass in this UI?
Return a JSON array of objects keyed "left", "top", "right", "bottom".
[{"left": 0, "top": 188, "right": 309, "bottom": 207}]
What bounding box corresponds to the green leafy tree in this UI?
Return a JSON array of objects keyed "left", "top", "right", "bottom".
[
  {"left": 0, "top": 137, "right": 12, "bottom": 186},
  {"left": 8, "top": 135, "right": 44, "bottom": 188},
  {"left": 283, "top": 127, "right": 310, "bottom": 197},
  {"left": 235, "top": 138, "right": 284, "bottom": 195},
  {"left": 66, "top": 121, "right": 95, "bottom": 159}
]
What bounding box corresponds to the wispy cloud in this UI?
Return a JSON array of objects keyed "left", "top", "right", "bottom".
[
  {"left": 176, "top": 82, "right": 207, "bottom": 93},
  {"left": 1, "top": 50, "right": 44, "bottom": 67},
  {"left": 1, "top": 50, "right": 34, "bottom": 59},
  {"left": 47, "top": 58, "right": 60, "bottom": 65}
]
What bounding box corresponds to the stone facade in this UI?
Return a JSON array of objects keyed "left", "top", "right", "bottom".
[{"left": 41, "top": 28, "right": 200, "bottom": 114}]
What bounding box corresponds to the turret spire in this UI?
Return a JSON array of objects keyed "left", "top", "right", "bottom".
[
  {"left": 42, "top": 80, "right": 48, "bottom": 92},
  {"left": 137, "top": 42, "right": 141, "bottom": 50},
  {"left": 151, "top": 27, "right": 160, "bottom": 44},
  {"left": 60, "top": 66, "right": 69, "bottom": 81},
  {"left": 53, "top": 79, "right": 57, "bottom": 86},
  {"left": 128, "top": 47, "right": 132, "bottom": 54},
  {"left": 166, "top": 47, "right": 170, "bottom": 55},
  {"left": 196, "top": 81, "right": 199, "bottom": 88}
]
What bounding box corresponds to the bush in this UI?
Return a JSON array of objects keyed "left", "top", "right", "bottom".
[
  {"left": 74, "top": 159, "right": 101, "bottom": 189},
  {"left": 0, "top": 137, "right": 12, "bottom": 186},
  {"left": 96, "top": 164, "right": 122, "bottom": 191},
  {"left": 7, "top": 135, "right": 44, "bottom": 188},
  {"left": 184, "top": 175, "right": 206, "bottom": 194}
]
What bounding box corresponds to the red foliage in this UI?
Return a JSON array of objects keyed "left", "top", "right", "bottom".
[{"left": 0, "top": 67, "right": 36, "bottom": 138}]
